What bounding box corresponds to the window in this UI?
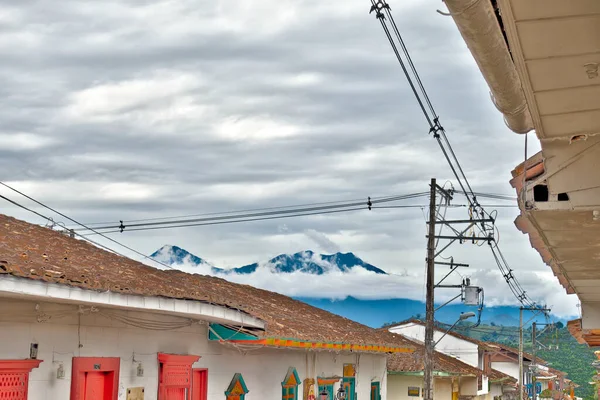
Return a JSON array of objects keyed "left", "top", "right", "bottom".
[
  {"left": 157, "top": 353, "right": 201, "bottom": 400},
  {"left": 343, "top": 364, "right": 356, "bottom": 400},
  {"left": 0, "top": 359, "right": 42, "bottom": 400},
  {"left": 225, "top": 373, "right": 249, "bottom": 400},
  {"left": 370, "top": 382, "right": 380, "bottom": 400},
  {"left": 282, "top": 368, "right": 300, "bottom": 400}
]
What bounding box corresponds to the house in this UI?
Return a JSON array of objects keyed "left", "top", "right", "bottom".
[
  {"left": 0, "top": 214, "right": 415, "bottom": 400},
  {"left": 386, "top": 338, "right": 484, "bottom": 400},
  {"left": 384, "top": 320, "right": 492, "bottom": 398},
  {"left": 486, "top": 342, "right": 568, "bottom": 400}
]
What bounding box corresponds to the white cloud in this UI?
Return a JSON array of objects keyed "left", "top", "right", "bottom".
[
  {"left": 304, "top": 229, "right": 340, "bottom": 253},
  {"left": 0, "top": 133, "right": 57, "bottom": 151},
  {"left": 63, "top": 72, "right": 202, "bottom": 121},
  {"left": 214, "top": 116, "right": 300, "bottom": 141}
]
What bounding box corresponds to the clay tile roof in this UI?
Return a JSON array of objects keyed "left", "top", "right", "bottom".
[
  {"left": 387, "top": 340, "right": 482, "bottom": 376},
  {"left": 485, "top": 342, "right": 546, "bottom": 364},
  {"left": 0, "top": 214, "right": 415, "bottom": 350}
]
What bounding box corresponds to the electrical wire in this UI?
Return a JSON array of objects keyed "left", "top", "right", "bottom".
[
  {"left": 73, "top": 192, "right": 428, "bottom": 232},
  {"left": 0, "top": 182, "right": 177, "bottom": 270},
  {"left": 369, "top": 0, "right": 543, "bottom": 312}
]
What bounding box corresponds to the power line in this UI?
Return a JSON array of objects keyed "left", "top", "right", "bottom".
[
  {"left": 72, "top": 192, "right": 429, "bottom": 233},
  {"left": 82, "top": 206, "right": 368, "bottom": 235},
  {"left": 80, "top": 194, "right": 413, "bottom": 226},
  {"left": 369, "top": 0, "right": 542, "bottom": 311},
  {"left": 0, "top": 181, "right": 176, "bottom": 270}
]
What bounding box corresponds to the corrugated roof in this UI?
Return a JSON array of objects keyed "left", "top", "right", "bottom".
[{"left": 0, "top": 214, "right": 414, "bottom": 351}]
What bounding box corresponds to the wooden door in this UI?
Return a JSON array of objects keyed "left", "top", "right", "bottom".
[
  {"left": 84, "top": 371, "right": 108, "bottom": 400},
  {"left": 71, "top": 357, "right": 119, "bottom": 400}
]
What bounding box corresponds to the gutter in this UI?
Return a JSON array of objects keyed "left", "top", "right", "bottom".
[{"left": 444, "top": 0, "right": 533, "bottom": 134}]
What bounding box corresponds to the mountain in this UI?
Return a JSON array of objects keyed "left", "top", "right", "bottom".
[
  {"left": 151, "top": 245, "right": 212, "bottom": 267},
  {"left": 150, "top": 246, "right": 387, "bottom": 275},
  {"left": 297, "top": 297, "right": 565, "bottom": 328}
]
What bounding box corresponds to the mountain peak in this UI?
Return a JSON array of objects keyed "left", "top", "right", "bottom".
[
  {"left": 150, "top": 244, "right": 210, "bottom": 267},
  {"left": 149, "top": 246, "right": 387, "bottom": 275}
]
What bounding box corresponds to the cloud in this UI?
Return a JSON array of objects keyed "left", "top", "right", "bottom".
[
  {"left": 303, "top": 229, "right": 341, "bottom": 253},
  {"left": 0, "top": 0, "right": 576, "bottom": 319}
]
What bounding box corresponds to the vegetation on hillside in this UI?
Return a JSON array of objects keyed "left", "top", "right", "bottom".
[{"left": 382, "top": 319, "right": 599, "bottom": 399}]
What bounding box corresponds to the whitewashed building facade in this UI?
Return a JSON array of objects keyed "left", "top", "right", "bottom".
[{"left": 0, "top": 214, "right": 414, "bottom": 400}]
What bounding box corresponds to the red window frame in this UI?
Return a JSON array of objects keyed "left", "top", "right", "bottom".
[
  {"left": 157, "top": 353, "right": 201, "bottom": 400},
  {"left": 0, "top": 359, "right": 43, "bottom": 400},
  {"left": 192, "top": 368, "right": 208, "bottom": 400}
]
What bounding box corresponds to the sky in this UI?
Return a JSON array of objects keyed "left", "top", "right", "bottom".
[{"left": 0, "top": 0, "right": 579, "bottom": 318}]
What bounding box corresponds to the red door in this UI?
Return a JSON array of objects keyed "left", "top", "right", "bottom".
[
  {"left": 71, "top": 358, "right": 119, "bottom": 400},
  {"left": 84, "top": 372, "right": 109, "bottom": 400},
  {"left": 192, "top": 369, "right": 208, "bottom": 400}
]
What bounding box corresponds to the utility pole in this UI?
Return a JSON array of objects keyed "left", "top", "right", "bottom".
[
  {"left": 424, "top": 178, "right": 437, "bottom": 400},
  {"left": 519, "top": 307, "right": 550, "bottom": 400},
  {"left": 532, "top": 322, "right": 537, "bottom": 400},
  {"left": 519, "top": 308, "right": 524, "bottom": 400}
]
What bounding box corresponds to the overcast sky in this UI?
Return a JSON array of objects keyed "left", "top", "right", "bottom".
[{"left": 0, "top": 0, "right": 579, "bottom": 318}]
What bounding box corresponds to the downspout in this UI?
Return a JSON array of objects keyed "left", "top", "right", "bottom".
[{"left": 443, "top": 0, "right": 534, "bottom": 134}]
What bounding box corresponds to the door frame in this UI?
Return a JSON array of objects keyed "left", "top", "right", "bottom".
[
  {"left": 192, "top": 368, "right": 208, "bottom": 400},
  {"left": 70, "top": 357, "right": 120, "bottom": 400}
]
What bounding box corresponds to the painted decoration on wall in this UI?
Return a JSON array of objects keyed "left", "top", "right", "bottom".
[
  {"left": 342, "top": 364, "right": 356, "bottom": 377},
  {"left": 407, "top": 387, "right": 420, "bottom": 397},
  {"left": 225, "top": 373, "right": 249, "bottom": 400},
  {"left": 282, "top": 367, "right": 301, "bottom": 400},
  {"left": 303, "top": 378, "right": 316, "bottom": 400}
]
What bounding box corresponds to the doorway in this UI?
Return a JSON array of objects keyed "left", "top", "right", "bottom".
[
  {"left": 70, "top": 357, "right": 120, "bottom": 400},
  {"left": 191, "top": 369, "right": 208, "bottom": 400}
]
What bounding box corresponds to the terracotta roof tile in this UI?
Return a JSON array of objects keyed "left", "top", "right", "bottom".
[
  {"left": 485, "top": 342, "right": 546, "bottom": 364},
  {"left": 0, "top": 214, "right": 414, "bottom": 350}
]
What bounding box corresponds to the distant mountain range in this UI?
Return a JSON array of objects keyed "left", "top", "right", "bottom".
[
  {"left": 295, "top": 296, "right": 549, "bottom": 327},
  {"left": 150, "top": 245, "right": 567, "bottom": 328},
  {"left": 150, "top": 245, "right": 386, "bottom": 275}
]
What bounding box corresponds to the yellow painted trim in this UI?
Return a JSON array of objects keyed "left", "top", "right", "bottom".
[{"left": 227, "top": 338, "right": 414, "bottom": 354}]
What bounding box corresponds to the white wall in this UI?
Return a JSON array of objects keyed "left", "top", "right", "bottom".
[
  {"left": 388, "top": 375, "right": 424, "bottom": 400},
  {"left": 388, "top": 324, "right": 480, "bottom": 368},
  {"left": 491, "top": 362, "right": 520, "bottom": 381},
  {"left": 0, "top": 298, "right": 387, "bottom": 400},
  {"left": 388, "top": 375, "right": 471, "bottom": 400}
]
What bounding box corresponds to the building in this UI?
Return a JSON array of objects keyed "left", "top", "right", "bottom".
[
  {"left": 0, "top": 214, "right": 415, "bottom": 400},
  {"left": 387, "top": 339, "right": 485, "bottom": 400},
  {"left": 443, "top": 0, "right": 600, "bottom": 344},
  {"left": 384, "top": 320, "right": 492, "bottom": 398}
]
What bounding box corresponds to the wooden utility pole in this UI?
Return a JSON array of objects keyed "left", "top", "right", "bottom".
[
  {"left": 519, "top": 308, "right": 524, "bottom": 400},
  {"left": 424, "top": 178, "right": 436, "bottom": 400}
]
